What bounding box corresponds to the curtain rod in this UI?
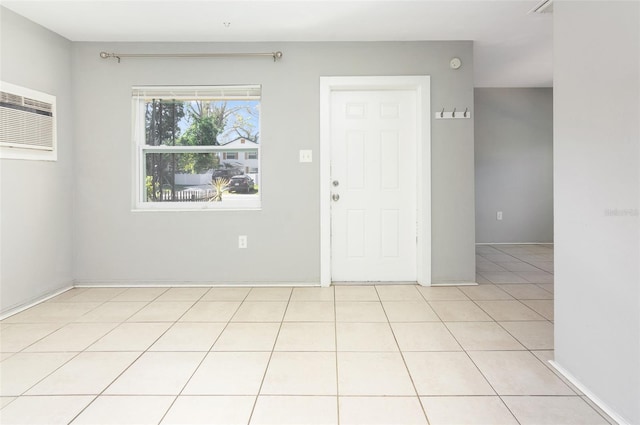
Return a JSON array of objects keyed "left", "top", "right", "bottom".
[{"left": 99, "top": 51, "right": 283, "bottom": 63}]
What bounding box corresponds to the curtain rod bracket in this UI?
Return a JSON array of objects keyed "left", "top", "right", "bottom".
[{"left": 99, "top": 51, "right": 121, "bottom": 63}]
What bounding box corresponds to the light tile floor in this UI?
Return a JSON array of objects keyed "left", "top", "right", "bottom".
[{"left": 0, "top": 244, "right": 618, "bottom": 424}]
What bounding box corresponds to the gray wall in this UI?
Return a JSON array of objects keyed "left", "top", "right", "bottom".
[
  {"left": 0, "top": 7, "right": 74, "bottom": 314},
  {"left": 475, "top": 88, "right": 553, "bottom": 243},
  {"left": 72, "top": 41, "right": 476, "bottom": 285},
  {"left": 554, "top": 1, "right": 639, "bottom": 424}
]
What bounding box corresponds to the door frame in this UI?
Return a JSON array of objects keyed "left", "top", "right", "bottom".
[{"left": 319, "top": 76, "right": 431, "bottom": 287}]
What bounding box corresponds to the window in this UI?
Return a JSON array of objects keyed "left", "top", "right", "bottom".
[{"left": 133, "top": 85, "right": 261, "bottom": 210}]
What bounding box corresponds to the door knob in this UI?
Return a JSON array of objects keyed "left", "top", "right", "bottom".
[
  {"left": 332, "top": 180, "right": 340, "bottom": 187},
  {"left": 332, "top": 194, "right": 340, "bottom": 201}
]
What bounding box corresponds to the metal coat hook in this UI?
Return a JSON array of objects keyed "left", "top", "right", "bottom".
[{"left": 434, "top": 106, "right": 471, "bottom": 120}]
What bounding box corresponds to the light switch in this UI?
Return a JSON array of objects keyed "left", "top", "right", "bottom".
[{"left": 299, "top": 150, "right": 313, "bottom": 163}]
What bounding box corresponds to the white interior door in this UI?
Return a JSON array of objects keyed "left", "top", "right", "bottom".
[{"left": 330, "top": 89, "right": 417, "bottom": 282}]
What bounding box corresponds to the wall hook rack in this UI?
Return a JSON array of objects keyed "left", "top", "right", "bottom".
[{"left": 435, "top": 107, "right": 471, "bottom": 120}]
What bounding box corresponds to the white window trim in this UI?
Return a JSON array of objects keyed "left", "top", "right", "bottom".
[{"left": 131, "top": 86, "right": 262, "bottom": 211}]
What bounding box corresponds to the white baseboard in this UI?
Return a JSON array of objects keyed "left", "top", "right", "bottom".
[
  {"left": 0, "top": 282, "right": 319, "bottom": 319},
  {"left": 73, "top": 280, "right": 320, "bottom": 288},
  {"left": 549, "top": 360, "right": 630, "bottom": 425},
  {"left": 332, "top": 281, "right": 417, "bottom": 286},
  {"left": 331, "top": 281, "right": 479, "bottom": 287},
  {"left": 430, "top": 281, "right": 478, "bottom": 287},
  {"left": 0, "top": 285, "right": 74, "bottom": 320},
  {"left": 476, "top": 242, "right": 554, "bottom": 245}
]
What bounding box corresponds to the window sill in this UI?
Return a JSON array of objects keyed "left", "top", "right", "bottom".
[{"left": 133, "top": 200, "right": 261, "bottom": 212}]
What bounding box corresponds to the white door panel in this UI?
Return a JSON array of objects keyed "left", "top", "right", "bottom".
[{"left": 330, "top": 90, "right": 417, "bottom": 282}]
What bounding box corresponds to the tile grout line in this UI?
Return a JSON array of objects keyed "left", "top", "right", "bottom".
[
  {"left": 419, "top": 283, "right": 520, "bottom": 423},
  {"left": 6, "top": 256, "right": 611, "bottom": 424},
  {"left": 8, "top": 292, "right": 143, "bottom": 405},
  {"left": 453, "top": 249, "right": 566, "bottom": 425},
  {"left": 14, "top": 351, "right": 84, "bottom": 398},
  {"left": 6, "top": 322, "right": 67, "bottom": 353},
  {"left": 65, "top": 288, "right": 204, "bottom": 424},
  {"left": 438, "top": 319, "right": 523, "bottom": 425},
  {"left": 463, "top": 286, "right": 558, "bottom": 362},
  {"left": 462, "top": 287, "right": 553, "bottom": 349},
  {"left": 475, "top": 245, "right": 602, "bottom": 423},
  {"left": 489, "top": 244, "right": 554, "bottom": 280},
  {"left": 64, "top": 352, "right": 147, "bottom": 424},
  {"left": 1, "top": 289, "right": 174, "bottom": 414},
  {"left": 466, "top": 284, "right": 549, "bottom": 324},
  {"left": 95, "top": 286, "right": 172, "bottom": 323},
  {"left": 375, "top": 285, "right": 432, "bottom": 425},
  {"left": 155, "top": 287, "right": 250, "bottom": 425},
  {"left": 578, "top": 395, "right": 620, "bottom": 425},
  {"left": 246, "top": 288, "right": 294, "bottom": 425},
  {"left": 432, "top": 268, "right": 526, "bottom": 424},
  {"left": 534, "top": 283, "right": 555, "bottom": 295}
]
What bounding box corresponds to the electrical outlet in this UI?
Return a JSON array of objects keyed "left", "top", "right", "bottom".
[
  {"left": 238, "top": 235, "right": 247, "bottom": 249},
  {"left": 299, "top": 150, "right": 313, "bottom": 163},
  {"left": 497, "top": 211, "right": 503, "bottom": 221}
]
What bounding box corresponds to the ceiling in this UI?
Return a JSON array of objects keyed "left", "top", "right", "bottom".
[{"left": 1, "top": 0, "right": 553, "bottom": 87}]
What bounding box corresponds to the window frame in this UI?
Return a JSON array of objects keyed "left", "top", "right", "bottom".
[{"left": 132, "top": 85, "right": 261, "bottom": 211}]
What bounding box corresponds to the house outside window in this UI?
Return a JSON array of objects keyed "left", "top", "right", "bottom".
[{"left": 133, "top": 85, "right": 261, "bottom": 210}]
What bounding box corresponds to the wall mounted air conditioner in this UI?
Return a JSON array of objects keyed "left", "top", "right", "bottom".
[{"left": 0, "top": 81, "right": 57, "bottom": 161}]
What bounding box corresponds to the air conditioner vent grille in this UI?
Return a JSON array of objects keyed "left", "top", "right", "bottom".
[
  {"left": 23, "top": 98, "right": 53, "bottom": 115},
  {"left": 0, "top": 107, "right": 54, "bottom": 149},
  {"left": 1, "top": 91, "right": 22, "bottom": 105}
]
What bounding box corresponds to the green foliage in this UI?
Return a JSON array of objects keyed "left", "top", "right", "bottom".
[
  {"left": 175, "top": 101, "right": 229, "bottom": 173},
  {"left": 177, "top": 152, "right": 219, "bottom": 175},
  {"left": 179, "top": 111, "right": 221, "bottom": 146},
  {"left": 145, "top": 175, "right": 159, "bottom": 201}
]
